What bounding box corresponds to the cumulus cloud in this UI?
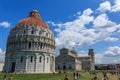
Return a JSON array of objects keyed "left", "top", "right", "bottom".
[
  {"left": 92, "top": 13, "right": 118, "bottom": 42},
  {"left": 93, "top": 14, "right": 116, "bottom": 29},
  {"left": 0, "top": 48, "right": 5, "bottom": 55},
  {"left": 95, "top": 53, "right": 120, "bottom": 64},
  {"left": 50, "top": 8, "right": 95, "bottom": 47},
  {"left": 104, "top": 37, "right": 118, "bottom": 42},
  {"left": 97, "top": 1, "right": 111, "bottom": 12},
  {"left": 97, "top": 0, "right": 120, "bottom": 13},
  {"left": 95, "top": 53, "right": 104, "bottom": 64},
  {"left": 111, "top": 0, "right": 120, "bottom": 12},
  {"left": 104, "top": 46, "right": 120, "bottom": 57},
  {"left": 0, "top": 48, "right": 5, "bottom": 61},
  {"left": 48, "top": 9, "right": 119, "bottom": 48},
  {"left": 0, "top": 21, "right": 11, "bottom": 28},
  {"left": 94, "top": 46, "right": 120, "bottom": 64},
  {"left": 116, "top": 30, "right": 120, "bottom": 35},
  {"left": 113, "top": 60, "right": 119, "bottom": 63}
]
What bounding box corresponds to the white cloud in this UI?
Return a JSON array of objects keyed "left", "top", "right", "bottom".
[
  {"left": 95, "top": 53, "right": 104, "bottom": 64},
  {"left": 51, "top": 9, "right": 95, "bottom": 47},
  {"left": 76, "top": 11, "right": 81, "bottom": 15},
  {"left": 104, "top": 46, "right": 120, "bottom": 57},
  {"left": 97, "top": 0, "right": 120, "bottom": 13},
  {"left": 0, "top": 21, "right": 11, "bottom": 28},
  {"left": 48, "top": 6, "right": 120, "bottom": 49},
  {"left": 93, "top": 13, "right": 118, "bottom": 40},
  {"left": 0, "top": 48, "right": 2, "bottom": 54},
  {"left": 97, "top": 1, "right": 111, "bottom": 12},
  {"left": 0, "top": 48, "right": 5, "bottom": 61},
  {"left": 116, "top": 30, "right": 120, "bottom": 34},
  {"left": 113, "top": 60, "right": 119, "bottom": 63},
  {"left": 50, "top": 12, "right": 119, "bottom": 48},
  {"left": 111, "top": 0, "right": 120, "bottom": 12},
  {"left": 78, "top": 50, "right": 88, "bottom": 57},
  {"left": 78, "top": 53, "right": 88, "bottom": 57},
  {"left": 95, "top": 52, "right": 120, "bottom": 64},
  {"left": 104, "top": 37, "right": 118, "bottom": 42},
  {"left": 93, "top": 14, "right": 116, "bottom": 29},
  {"left": 0, "top": 48, "right": 5, "bottom": 55},
  {"left": 54, "top": 28, "right": 61, "bottom": 33}
]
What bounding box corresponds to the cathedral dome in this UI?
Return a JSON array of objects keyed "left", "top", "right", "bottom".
[{"left": 16, "top": 10, "right": 47, "bottom": 28}]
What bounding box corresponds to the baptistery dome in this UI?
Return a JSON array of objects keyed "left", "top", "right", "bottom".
[
  {"left": 16, "top": 10, "right": 47, "bottom": 28},
  {"left": 7, "top": 10, "right": 55, "bottom": 53},
  {"left": 4, "top": 10, "right": 55, "bottom": 73}
]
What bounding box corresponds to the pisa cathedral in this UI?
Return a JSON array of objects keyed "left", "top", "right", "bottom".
[
  {"left": 4, "top": 10, "right": 95, "bottom": 73},
  {"left": 55, "top": 47, "right": 95, "bottom": 71},
  {"left": 4, "top": 10, "right": 55, "bottom": 73}
]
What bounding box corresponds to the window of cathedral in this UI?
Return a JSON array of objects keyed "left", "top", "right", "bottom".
[
  {"left": 69, "top": 64, "right": 72, "bottom": 69},
  {"left": 13, "top": 43, "right": 15, "bottom": 48},
  {"left": 23, "top": 30, "right": 25, "bottom": 34},
  {"left": 39, "top": 31, "right": 41, "bottom": 35},
  {"left": 30, "top": 56, "right": 33, "bottom": 62},
  {"left": 20, "top": 56, "right": 23, "bottom": 63},
  {"left": 39, "top": 56, "right": 42, "bottom": 63},
  {"left": 28, "top": 42, "right": 31, "bottom": 49},
  {"left": 40, "top": 43, "right": 42, "bottom": 49},
  {"left": 31, "top": 30, "right": 34, "bottom": 34},
  {"left": 46, "top": 33, "right": 48, "bottom": 37},
  {"left": 57, "top": 64, "right": 60, "bottom": 69}
]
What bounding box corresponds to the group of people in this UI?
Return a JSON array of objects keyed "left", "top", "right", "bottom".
[
  {"left": 103, "top": 72, "right": 109, "bottom": 80},
  {"left": 73, "top": 72, "right": 79, "bottom": 80},
  {"left": 3, "top": 74, "right": 12, "bottom": 80},
  {"left": 64, "top": 71, "right": 110, "bottom": 80},
  {"left": 64, "top": 71, "right": 79, "bottom": 80}
]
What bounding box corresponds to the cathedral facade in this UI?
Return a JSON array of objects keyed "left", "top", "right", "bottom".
[
  {"left": 55, "top": 47, "right": 95, "bottom": 71},
  {"left": 4, "top": 10, "right": 55, "bottom": 73}
]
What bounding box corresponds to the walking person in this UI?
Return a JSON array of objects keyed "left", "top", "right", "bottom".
[
  {"left": 118, "top": 73, "right": 120, "bottom": 80},
  {"left": 73, "top": 72, "right": 76, "bottom": 80},
  {"left": 76, "top": 72, "right": 79, "bottom": 80},
  {"left": 3, "top": 74, "right": 7, "bottom": 80},
  {"left": 64, "top": 75, "right": 69, "bottom": 80},
  {"left": 93, "top": 74, "right": 98, "bottom": 80},
  {"left": 9, "top": 75, "right": 13, "bottom": 80}
]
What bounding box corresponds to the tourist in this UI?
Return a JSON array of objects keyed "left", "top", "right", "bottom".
[
  {"left": 76, "top": 72, "right": 79, "bottom": 80},
  {"left": 102, "top": 71, "right": 109, "bottom": 80},
  {"left": 93, "top": 74, "right": 98, "bottom": 80},
  {"left": 73, "top": 72, "right": 75, "bottom": 77},
  {"left": 64, "top": 75, "right": 69, "bottom": 80},
  {"left": 3, "top": 74, "right": 7, "bottom": 80},
  {"left": 73, "top": 72, "right": 76, "bottom": 79},
  {"left": 74, "top": 75, "right": 78, "bottom": 80},
  {"left": 118, "top": 73, "right": 120, "bottom": 80},
  {"left": 9, "top": 75, "right": 13, "bottom": 80}
]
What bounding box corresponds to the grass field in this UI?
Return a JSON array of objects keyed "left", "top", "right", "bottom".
[{"left": 0, "top": 71, "right": 118, "bottom": 80}]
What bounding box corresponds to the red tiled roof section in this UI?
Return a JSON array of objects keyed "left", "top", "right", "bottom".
[{"left": 16, "top": 10, "right": 47, "bottom": 28}]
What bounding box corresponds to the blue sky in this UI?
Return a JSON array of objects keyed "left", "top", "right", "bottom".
[{"left": 0, "top": 0, "right": 120, "bottom": 64}]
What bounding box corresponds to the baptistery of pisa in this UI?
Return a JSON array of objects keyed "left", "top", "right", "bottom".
[{"left": 4, "top": 10, "right": 55, "bottom": 73}]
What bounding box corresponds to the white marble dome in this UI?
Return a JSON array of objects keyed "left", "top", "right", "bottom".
[{"left": 4, "top": 10, "right": 55, "bottom": 73}]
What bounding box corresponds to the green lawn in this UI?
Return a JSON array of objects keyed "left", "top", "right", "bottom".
[{"left": 0, "top": 72, "right": 118, "bottom": 80}]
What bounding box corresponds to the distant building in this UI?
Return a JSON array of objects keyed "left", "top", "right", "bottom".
[
  {"left": 96, "top": 63, "right": 120, "bottom": 72},
  {"left": 4, "top": 10, "right": 55, "bottom": 73},
  {"left": 108, "top": 63, "right": 120, "bottom": 74},
  {"left": 55, "top": 47, "right": 95, "bottom": 71}
]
